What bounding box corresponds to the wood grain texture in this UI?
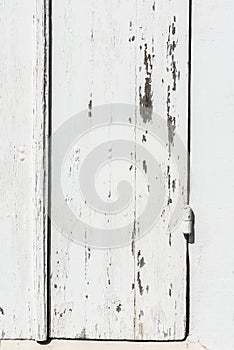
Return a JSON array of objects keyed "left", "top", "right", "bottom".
[
  {"left": 0, "top": 0, "right": 35, "bottom": 339},
  {"left": 0, "top": 0, "right": 49, "bottom": 340},
  {"left": 32, "top": 0, "right": 50, "bottom": 341},
  {"left": 50, "top": 0, "right": 189, "bottom": 341}
]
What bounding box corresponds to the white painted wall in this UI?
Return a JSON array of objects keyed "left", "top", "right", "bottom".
[{"left": 189, "top": 0, "right": 234, "bottom": 349}]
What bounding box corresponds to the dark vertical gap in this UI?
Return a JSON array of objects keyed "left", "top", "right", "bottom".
[
  {"left": 187, "top": 1, "right": 192, "bottom": 200},
  {"left": 185, "top": 239, "right": 190, "bottom": 338},
  {"left": 185, "top": 0, "right": 193, "bottom": 339},
  {"left": 47, "top": 0, "right": 52, "bottom": 342},
  {"left": 37, "top": 0, "right": 52, "bottom": 345}
]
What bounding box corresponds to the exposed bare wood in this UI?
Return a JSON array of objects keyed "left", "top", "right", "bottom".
[{"left": 51, "top": 0, "right": 189, "bottom": 340}]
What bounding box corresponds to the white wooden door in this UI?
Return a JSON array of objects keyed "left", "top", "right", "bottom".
[
  {"left": 50, "top": 0, "right": 189, "bottom": 341},
  {"left": 0, "top": 0, "right": 189, "bottom": 342}
]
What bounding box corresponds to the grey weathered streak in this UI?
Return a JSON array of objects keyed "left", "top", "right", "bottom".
[{"left": 51, "top": 0, "right": 189, "bottom": 340}]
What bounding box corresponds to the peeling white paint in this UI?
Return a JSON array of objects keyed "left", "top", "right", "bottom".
[{"left": 51, "top": 0, "right": 189, "bottom": 341}]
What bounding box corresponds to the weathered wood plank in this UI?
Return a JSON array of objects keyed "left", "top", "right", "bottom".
[
  {"left": 0, "top": 0, "right": 49, "bottom": 340},
  {"left": 32, "top": 0, "right": 50, "bottom": 341},
  {"left": 0, "top": 0, "right": 35, "bottom": 339},
  {"left": 51, "top": 0, "right": 189, "bottom": 340}
]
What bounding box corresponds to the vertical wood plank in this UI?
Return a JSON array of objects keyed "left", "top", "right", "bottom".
[
  {"left": 0, "top": 0, "right": 35, "bottom": 339},
  {"left": 32, "top": 0, "right": 50, "bottom": 341},
  {"left": 51, "top": 0, "right": 189, "bottom": 340},
  {"left": 0, "top": 0, "right": 49, "bottom": 340}
]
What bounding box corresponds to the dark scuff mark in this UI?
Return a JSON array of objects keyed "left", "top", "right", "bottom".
[
  {"left": 139, "top": 44, "right": 153, "bottom": 123},
  {"left": 139, "top": 310, "right": 144, "bottom": 320},
  {"left": 167, "top": 165, "right": 171, "bottom": 190},
  {"left": 169, "top": 283, "right": 173, "bottom": 297},
  {"left": 146, "top": 285, "right": 149, "bottom": 293},
  {"left": 137, "top": 271, "right": 144, "bottom": 296},
  {"left": 139, "top": 257, "right": 145, "bottom": 268},
  {"left": 172, "top": 179, "right": 176, "bottom": 192},
  {"left": 172, "top": 22, "right": 176, "bottom": 35},
  {"left": 88, "top": 97, "right": 92, "bottom": 118},
  {"left": 144, "top": 44, "right": 152, "bottom": 73},
  {"left": 137, "top": 250, "right": 146, "bottom": 268},
  {"left": 80, "top": 328, "right": 87, "bottom": 339},
  {"left": 167, "top": 165, "right": 172, "bottom": 205},
  {"left": 166, "top": 85, "right": 176, "bottom": 155},
  {"left": 88, "top": 247, "right": 91, "bottom": 259},
  {"left": 58, "top": 308, "right": 68, "bottom": 318},
  {"left": 116, "top": 303, "right": 122, "bottom": 313},
  {"left": 143, "top": 160, "right": 147, "bottom": 174},
  {"left": 167, "top": 114, "right": 176, "bottom": 153},
  {"left": 0, "top": 307, "right": 4, "bottom": 315},
  {"left": 152, "top": 1, "right": 156, "bottom": 11},
  {"left": 167, "top": 18, "right": 178, "bottom": 92}
]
